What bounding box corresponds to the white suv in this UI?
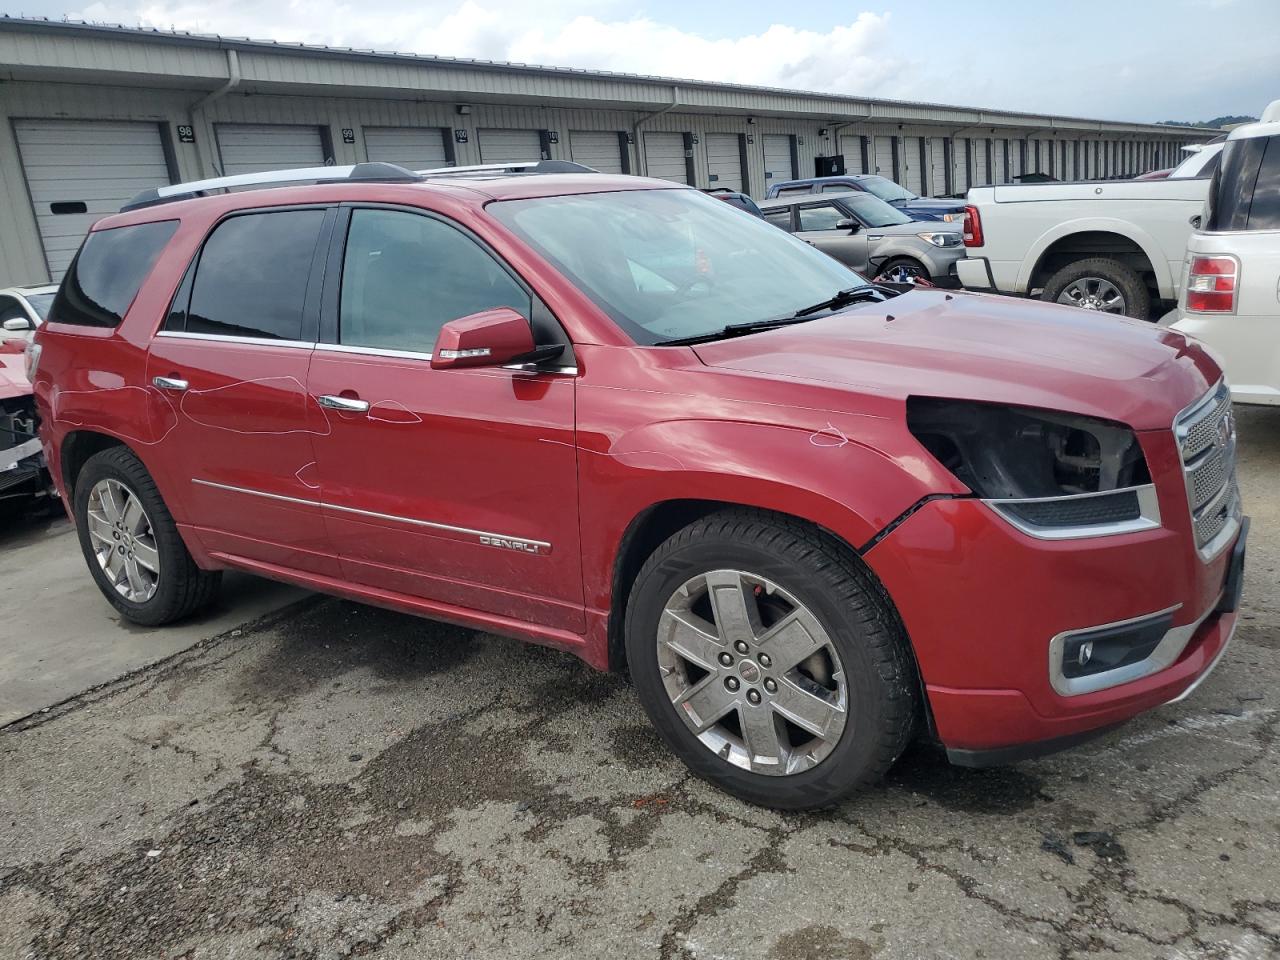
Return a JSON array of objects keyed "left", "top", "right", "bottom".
[{"left": 1171, "top": 100, "right": 1280, "bottom": 406}]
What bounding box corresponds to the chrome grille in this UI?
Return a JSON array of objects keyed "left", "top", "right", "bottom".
[{"left": 1175, "top": 381, "right": 1241, "bottom": 559}]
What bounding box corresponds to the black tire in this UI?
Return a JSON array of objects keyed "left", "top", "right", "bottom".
[
  {"left": 624, "top": 509, "right": 918, "bottom": 810},
  {"left": 73, "top": 446, "right": 221, "bottom": 626},
  {"left": 876, "top": 256, "right": 930, "bottom": 283},
  {"left": 1040, "top": 256, "right": 1151, "bottom": 320}
]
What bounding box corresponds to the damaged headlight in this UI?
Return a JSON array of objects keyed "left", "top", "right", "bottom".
[{"left": 907, "top": 398, "right": 1159, "bottom": 539}]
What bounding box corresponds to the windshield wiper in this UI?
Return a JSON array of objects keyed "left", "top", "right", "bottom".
[
  {"left": 790, "top": 285, "right": 884, "bottom": 317},
  {"left": 652, "top": 286, "right": 885, "bottom": 347}
]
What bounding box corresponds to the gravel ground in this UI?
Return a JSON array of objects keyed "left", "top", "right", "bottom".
[{"left": 1, "top": 407, "right": 1277, "bottom": 960}]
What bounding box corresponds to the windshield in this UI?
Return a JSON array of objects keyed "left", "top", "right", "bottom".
[
  {"left": 489, "top": 188, "right": 866, "bottom": 345},
  {"left": 856, "top": 176, "right": 917, "bottom": 203},
  {"left": 26, "top": 293, "right": 55, "bottom": 321},
  {"left": 835, "top": 193, "right": 914, "bottom": 227}
]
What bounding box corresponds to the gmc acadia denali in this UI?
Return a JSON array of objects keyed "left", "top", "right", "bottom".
[{"left": 30, "top": 161, "right": 1247, "bottom": 809}]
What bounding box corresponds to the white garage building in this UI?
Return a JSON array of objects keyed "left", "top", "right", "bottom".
[{"left": 0, "top": 17, "right": 1212, "bottom": 286}]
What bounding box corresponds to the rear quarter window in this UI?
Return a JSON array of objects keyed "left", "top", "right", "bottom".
[{"left": 52, "top": 220, "right": 178, "bottom": 327}]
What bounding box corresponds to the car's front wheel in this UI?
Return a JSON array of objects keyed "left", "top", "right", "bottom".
[
  {"left": 74, "top": 446, "right": 221, "bottom": 626},
  {"left": 625, "top": 510, "right": 918, "bottom": 809}
]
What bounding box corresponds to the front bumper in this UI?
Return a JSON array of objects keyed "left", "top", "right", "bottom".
[{"left": 864, "top": 486, "right": 1247, "bottom": 762}]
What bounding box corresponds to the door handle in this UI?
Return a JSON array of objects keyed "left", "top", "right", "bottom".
[
  {"left": 317, "top": 394, "right": 370, "bottom": 413},
  {"left": 152, "top": 376, "right": 189, "bottom": 392}
]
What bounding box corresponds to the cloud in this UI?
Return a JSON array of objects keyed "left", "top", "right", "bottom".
[{"left": 69, "top": 0, "right": 908, "bottom": 97}]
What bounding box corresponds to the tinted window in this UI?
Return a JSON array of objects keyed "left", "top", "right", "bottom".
[
  {"left": 774, "top": 186, "right": 811, "bottom": 196},
  {"left": 857, "top": 176, "right": 915, "bottom": 202},
  {"left": 763, "top": 208, "right": 793, "bottom": 231},
  {"left": 820, "top": 183, "right": 854, "bottom": 193},
  {"left": 339, "top": 209, "right": 530, "bottom": 354},
  {"left": 52, "top": 221, "right": 177, "bottom": 327},
  {"left": 0, "top": 297, "right": 25, "bottom": 325},
  {"left": 797, "top": 204, "right": 847, "bottom": 231},
  {"left": 186, "top": 210, "right": 325, "bottom": 340},
  {"left": 1207, "top": 138, "right": 1266, "bottom": 232},
  {"left": 1247, "top": 136, "right": 1280, "bottom": 231}
]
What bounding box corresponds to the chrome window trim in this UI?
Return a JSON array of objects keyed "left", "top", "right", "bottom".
[
  {"left": 311, "top": 342, "right": 578, "bottom": 374},
  {"left": 190, "top": 478, "right": 551, "bottom": 553},
  {"left": 983, "top": 484, "right": 1161, "bottom": 541},
  {"left": 154, "top": 331, "right": 317, "bottom": 350},
  {"left": 1048, "top": 597, "right": 1222, "bottom": 697}
]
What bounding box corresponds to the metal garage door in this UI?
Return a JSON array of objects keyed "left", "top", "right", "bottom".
[
  {"left": 973, "top": 139, "right": 989, "bottom": 187},
  {"left": 762, "top": 135, "right": 793, "bottom": 188},
  {"left": 14, "top": 119, "right": 172, "bottom": 279},
  {"left": 838, "top": 135, "right": 865, "bottom": 175},
  {"left": 993, "top": 139, "right": 1008, "bottom": 183},
  {"left": 644, "top": 132, "right": 688, "bottom": 184},
  {"left": 1010, "top": 141, "right": 1024, "bottom": 180},
  {"left": 873, "top": 137, "right": 894, "bottom": 178},
  {"left": 705, "top": 134, "right": 743, "bottom": 191},
  {"left": 216, "top": 124, "right": 327, "bottom": 176},
  {"left": 569, "top": 131, "right": 624, "bottom": 174},
  {"left": 364, "top": 126, "right": 448, "bottom": 170},
  {"left": 478, "top": 128, "right": 542, "bottom": 164},
  {"left": 952, "top": 138, "right": 970, "bottom": 194},
  {"left": 928, "top": 137, "right": 947, "bottom": 195},
  {"left": 901, "top": 137, "right": 924, "bottom": 194}
]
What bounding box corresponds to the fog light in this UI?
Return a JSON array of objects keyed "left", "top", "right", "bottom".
[{"left": 1060, "top": 612, "right": 1174, "bottom": 680}]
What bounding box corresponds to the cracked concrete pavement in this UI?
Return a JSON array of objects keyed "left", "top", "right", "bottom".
[{"left": 1, "top": 406, "right": 1278, "bottom": 960}]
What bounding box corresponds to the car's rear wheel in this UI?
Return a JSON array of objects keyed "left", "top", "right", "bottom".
[
  {"left": 74, "top": 446, "right": 221, "bottom": 626},
  {"left": 1040, "top": 257, "right": 1151, "bottom": 320},
  {"left": 625, "top": 510, "right": 918, "bottom": 810}
]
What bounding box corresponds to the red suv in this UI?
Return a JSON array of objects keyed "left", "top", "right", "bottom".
[{"left": 31, "top": 161, "right": 1246, "bottom": 809}]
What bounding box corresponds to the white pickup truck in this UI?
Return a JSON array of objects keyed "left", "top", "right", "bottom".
[{"left": 955, "top": 144, "right": 1221, "bottom": 321}]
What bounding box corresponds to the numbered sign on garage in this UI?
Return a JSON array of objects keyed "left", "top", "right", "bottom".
[
  {"left": 215, "top": 124, "right": 327, "bottom": 176},
  {"left": 569, "top": 131, "right": 625, "bottom": 174},
  {"left": 364, "top": 127, "right": 449, "bottom": 170},
  {"left": 13, "top": 119, "right": 173, "bottom": 279}
]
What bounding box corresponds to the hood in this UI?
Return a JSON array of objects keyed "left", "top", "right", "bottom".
[
  {"left": 0, "top": 345, "right": 31, "bottom": 401},
  {"left": 692, "top": 290, "right": 1220, "bottom": 430}
]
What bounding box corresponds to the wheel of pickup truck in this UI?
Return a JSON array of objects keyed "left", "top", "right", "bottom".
[
  {"left": 73, "top": 446, "right": 221, "bottom": 626},
  {"left": 1040, "top": 257, "right": 1151, "bottom": 320},
  {"left": 624, "top": 509, "right": 918, "bottom": 810}
]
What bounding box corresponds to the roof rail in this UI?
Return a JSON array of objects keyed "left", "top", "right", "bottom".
[
  {"left": 120, "top": 161, "right": 421, "bottom": 212},
  {"left": 416, "top": 159, "right": 598, "bottom": 177}
]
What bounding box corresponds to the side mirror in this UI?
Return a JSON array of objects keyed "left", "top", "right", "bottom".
[
  {"left": 2, "top": 317, "right": 32, "bottom": 332},
  {"left": 835, "top": 218, "right": 860, "bottom": 233},
  {"left": 431, "top": 307, "right": 537, "bottom": 370}
]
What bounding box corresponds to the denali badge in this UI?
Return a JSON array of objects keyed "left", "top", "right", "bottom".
[{"left": 478, "top": 535, "right": 545, "bottom": 555}]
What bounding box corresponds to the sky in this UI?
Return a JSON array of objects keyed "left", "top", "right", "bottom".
[{"left": 12, "top": 0, "right": 1279, "bottom": 122}]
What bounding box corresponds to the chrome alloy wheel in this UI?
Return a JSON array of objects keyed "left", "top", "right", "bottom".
[
  {"left": 86, "top": 478, "right": 160, "bottom": 603},
  {"left": 1056, "top": 276, "right": 1127, "bottom": 313},
  {"left": 656, "top": 570, "right": 849, "bottom": 776}
]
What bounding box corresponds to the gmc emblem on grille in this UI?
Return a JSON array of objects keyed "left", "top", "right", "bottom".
[{"left": 478, "top": 535, "right": 545, "bottom": 555}]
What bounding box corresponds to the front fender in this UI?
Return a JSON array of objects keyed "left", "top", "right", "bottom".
[
  {"left": 1018, "top": 217, "right": 1174, "bottom": 298},
  {"left": 576, "top": 415, "right": 960, "bottom": 612}
]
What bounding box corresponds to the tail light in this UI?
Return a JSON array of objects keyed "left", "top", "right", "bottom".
[
  {"left": 1185, "top": 255, "right": 1238, "bottom": 313},
  {"left": 962, "top": 205, "right": 984, "bottom": 247}
]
